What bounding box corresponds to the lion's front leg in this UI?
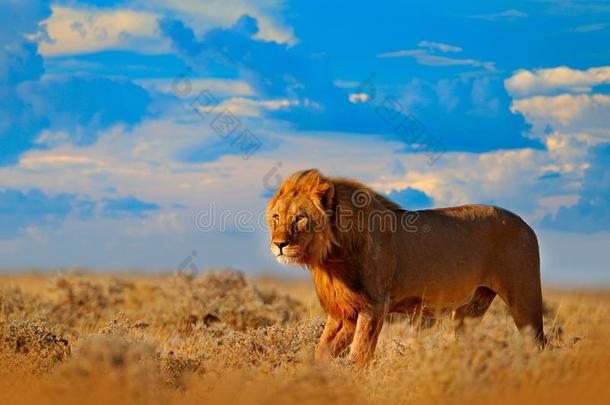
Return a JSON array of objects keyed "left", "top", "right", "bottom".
[
  {"left": 314, "top": 315, "right": 342, "bottom": 361},
  {"left": 315, "top": 316, "right": 356, "bottom": 361},
  {"left": 348, "top": 303, "right": 388, "bottom": 367}
]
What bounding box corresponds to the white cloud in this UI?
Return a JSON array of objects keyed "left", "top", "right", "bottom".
[
  {"left": 538, "top": 194, "right": 579, "bottom": 216},
  {"left": 39, "top": 1, "right": 296, "bottom": 57},
  {"left": 1, "top": 119, "right": 210, "bottom": 201},
  {"left": 417, "top": 40, "right": 462, "bottom": 53},
  {"left": 211, "top": 97, "right": 295, "bottom": 117},
  {"left": 143, "top": 0, "right": 296, "bottom": 45},
  {"left": 20, "top": 155, "right": 101, "bottom": 170},
  {"left": 371, "top": 149, "right": 553, "bottom": 213},
  {"left": 507, "top": 66, "right": 610, "bottom": 156},
  {"left": 39, "top": 5, "right": 169, "bottom": 56},
  {"left": 378, "top": 44, "right": 495, "bottom": 71},
  {"left": 544, "top": 131, "right": 599, "bottom": 162},
  {"left": 570, "top": 23, "right": 607, "bottom": 32},
  {"left": 186, "top": 96, "right": 296, "bottom": 117},
  {"left": 505, "top": 66, "right": 610, "bottom": 97},
  {"left": 508, "top": 84, "right": 609, "bottom": 190},
  {"left": 511, "top": 93, "right": 610, "bottom": 126},
  {"left": 348, "top": 93, "right": 370, "bottom": 103},
  {"left": 136, "top": 78, "right": 255, "bottom": 97},
  {"left": 466, "top": 9, "right": 528, "bottom": 21},
  {"left": 379, "top": 49, "right": 477, "bottom": 65}
]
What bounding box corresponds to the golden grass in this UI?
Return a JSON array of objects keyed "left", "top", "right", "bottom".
[{"left": 1, "top": 270, "right": 609, "bottom": 405}]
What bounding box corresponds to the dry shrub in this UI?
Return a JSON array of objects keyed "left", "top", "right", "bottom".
[
  {"left": 160, "top": 350, "right": 203, "bottom": 388},
  {"left": 0, "top": 288, "right": 29, "bottom": 319},
  {"left": 152, "top": 317, "right": 323, "bottom": 385},
  {"left": 40, "top": 270, "right": 304, "bottom": 337},
  {"left": 0, "top": 287, "right": 46, "bottom": 321},
  {"left": 0, "top": 320, "right": 70, "bottom": 372},
  {"left": 152, "top": 271, "right": 304, "bottom": 333},
  {"left": 48, "top": 274, "right": 113, "bottom": 333},
  {"left": 99, "top": 313, "right": 150, "bottom": 337},
  {"left": 220, "top": 318, "right": 324, "bottom": 368}
]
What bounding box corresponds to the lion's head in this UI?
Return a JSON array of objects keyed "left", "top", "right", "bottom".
[{"left": 266, "top": 169, "right": 335, "bottom": 265}]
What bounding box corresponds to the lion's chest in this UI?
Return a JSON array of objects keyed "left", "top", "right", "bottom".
[{"left": 311, "top": 266, "right": 364, "bottom": 321}]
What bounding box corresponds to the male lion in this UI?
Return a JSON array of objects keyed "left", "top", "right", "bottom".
[{"left": 267, "top": 169, "right": 545, "bottom": 366}]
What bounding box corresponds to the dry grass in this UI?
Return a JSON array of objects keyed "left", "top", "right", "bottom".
[{"left": 0, "top": 270, "right": 609, "bottom": 405}]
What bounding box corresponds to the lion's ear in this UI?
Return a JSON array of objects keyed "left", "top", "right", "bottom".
[
  {"left": 291, "top": 169, "right": 334, "bottom": 209},
  {"left": 317, "top": 177, "right": 334, "bottom": 210},
  {"left": 306, "top": 171, "right": 334, "bottom": 210}
]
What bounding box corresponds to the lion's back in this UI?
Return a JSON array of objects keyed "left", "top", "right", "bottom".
[{"left": 421, "top": 204, "right": 505, "bottom": 221}]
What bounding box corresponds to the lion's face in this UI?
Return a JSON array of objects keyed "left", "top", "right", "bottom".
[
  {"left": 266, "top": 169, "right": 334, "bottom": 265},
  {"left": 267, "top": 193, "right": 319, "bottom": 264}
]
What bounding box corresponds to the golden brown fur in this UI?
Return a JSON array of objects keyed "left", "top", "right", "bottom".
[{"left": 267, "top": 169, "right": 545, "bottom": 366}]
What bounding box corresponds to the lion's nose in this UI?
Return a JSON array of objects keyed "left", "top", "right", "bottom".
[{"left": 274, "top": 241, "right": 288, "bottom": 253}]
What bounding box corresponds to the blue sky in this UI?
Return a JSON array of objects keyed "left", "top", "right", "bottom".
[{"left": 0, "top": 0, "right": 609, "bottom": 283}]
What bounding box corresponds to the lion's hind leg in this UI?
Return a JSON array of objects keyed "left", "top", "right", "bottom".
[
  {"left": 492, "top": 267, "right": 546, "bottom": 346},
  {"left": 501, "top": 288, "right": 546, "bottom": 347},
  {"left": 452, "top": 286, "right": 496, "bottom": 337}
]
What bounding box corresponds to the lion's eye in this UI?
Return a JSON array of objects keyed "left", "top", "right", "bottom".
[
  {"left": 272, "top": 214, "right": 279, "bottom": 223},
  {"left": 295, "top": 214, "right": 307, "bottom": 222}
]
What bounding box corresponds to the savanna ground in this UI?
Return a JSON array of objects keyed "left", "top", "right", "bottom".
[{"left": 0, "top": 270, "right": 609, "bottom": 405}]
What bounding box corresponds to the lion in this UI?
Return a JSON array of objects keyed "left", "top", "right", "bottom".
[{"left": 267, "top": 169, "right": 545, "bottom": 366}]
